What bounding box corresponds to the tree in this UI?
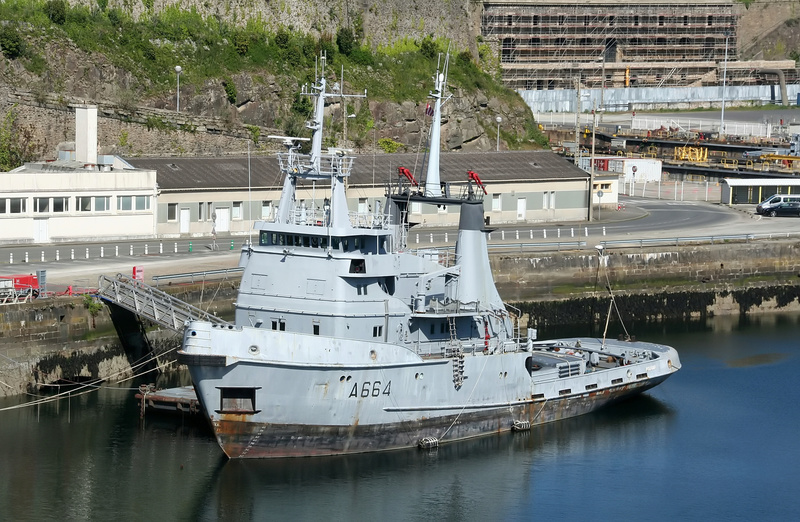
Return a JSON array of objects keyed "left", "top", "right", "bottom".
[
  {"left": 0, "top": 26, "right": 23, "bottom": 59},
  {"left": 44, "top": 0, "right": 67, "bottom": 25},
  {"left": 336, "top": 27, "right": 355, "bottom": 56}
]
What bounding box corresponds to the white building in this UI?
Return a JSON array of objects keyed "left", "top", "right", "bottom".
[{"left": 0, "top": 106, "right": 157, "bottom": 244}]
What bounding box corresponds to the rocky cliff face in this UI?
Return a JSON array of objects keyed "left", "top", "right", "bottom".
[{"left": 0, "top": 1, "right": 538, "bottom": 158}]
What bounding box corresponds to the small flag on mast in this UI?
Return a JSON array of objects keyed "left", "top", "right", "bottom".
[{"left": 425, "top": 103, "right": 434, "bottom": 117}]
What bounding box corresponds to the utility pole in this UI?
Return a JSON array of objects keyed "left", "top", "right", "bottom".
[{"left": 574, "top": 77, "right": 581, "bottom": 166}]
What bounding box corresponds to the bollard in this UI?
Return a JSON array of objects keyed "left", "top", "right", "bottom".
[
  {"left": 444, "top": 232, "right": 448, "bottom": 243},
  {"left": 85, "top": 248, "right": 89, "bottom": 259},
  {"left": 56, "top": 250, "right": 59, "bottom": 261},
  {"left": 557, "top": 229, "right": 561, "bottom": 238},
  {"left": 71, "top": 249, "right": 74, "bottom": 260},
  {"left": 488, "top": 232, "right": 492, "bottom": 241},
  {"left": 41, "top": 251, "right": 45, "bottom": 262},
  {"left": 429, "top": 233, "right": 433, "bottom": 244},
  {"left": 145, "top": 244, "right": 149, "bottom": 255},
  {"left": 130, "top": 245, "right": 133, "bottom": 255},
  {"left": 543, "top": 230, "right": 547, "bottom": 239},
  {"left": 584, "top": 227, "right": 588, "bottom": 236},
  {"left": 174, "top": 242, "right": 178, "bottom": 253},
  {"left": 100, "top": 247, "right": 104, "bottom": 258},
  {"left": 25, "top": 252, "right": 29, "bottom": 263},
  {"left": 159, "top": 241, "right": 163, "bottom": 254},
  {"left": 603, "top": 226, "right": 606, "bottom": 236},
  {"left": 570, "top": 228, "right": 574, "bottom": 238},
  {"left": 530, "top": 230, "right": 533, "bottom": 239},
  {"left": 415, "top": 234, "right": 419, "bottom": 244},
  {"left": 9, "top": 253, "right": 12, "bottom": 264},
  {"left": 115, "top": 245, "right": 119, "bottom": 257},
  {"left": 515, "top": 230, "right": 519, "bottom": 240},
  {"left": 501, "top": 230, "right": 505, "bottom": 240},
  {"left": 189, "top": 242, "right": 193, "bottom": 253},
  {"left": 231, "top": 240, "right": 234, "bottom": 250}
]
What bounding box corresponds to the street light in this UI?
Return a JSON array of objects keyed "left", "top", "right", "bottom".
[
  {"left": 720, "top": 31, "right": 731, "bottom": 138},
  {"left": 495, "top": 115, "right": 502, "bottom": 152},
  {"left": 175, "top": 65, "right": 182, "bottom": 113}
]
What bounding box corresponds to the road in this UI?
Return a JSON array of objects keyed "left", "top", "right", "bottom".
[{"left": 0, "top": 197, "right": 794, "bottom": 289}]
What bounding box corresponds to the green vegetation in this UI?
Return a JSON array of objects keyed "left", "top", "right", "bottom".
[
  {"left": 0, "top": 107, "right": 40, "bottom": 170},
  {"left": 0, "top": 0, "right": 547, "bottom": 149}
]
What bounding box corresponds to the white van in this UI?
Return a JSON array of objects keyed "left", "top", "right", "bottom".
[{"left": 756, "top": 194, "right": 800, "bottom": 215}]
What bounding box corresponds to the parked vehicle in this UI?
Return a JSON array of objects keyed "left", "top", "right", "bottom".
[
  {"left": 756, "top": 194, "right": 800, "bottom": 215},
  {"left": 765, "top": 202, "right": 800, "bottom": 217}
]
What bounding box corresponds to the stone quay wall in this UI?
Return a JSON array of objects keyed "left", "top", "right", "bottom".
[{"left": 2, "top": 240, "right": 800, "bottom": 397}]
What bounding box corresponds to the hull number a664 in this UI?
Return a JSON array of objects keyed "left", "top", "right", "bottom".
[{"left": 349, "top": 381, "right": 391, "bottom": 398}]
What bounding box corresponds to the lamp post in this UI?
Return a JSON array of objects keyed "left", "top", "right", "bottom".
[
  {"left": 720, "top": 31, "right": 730, "bottom": 138},
  {"left": 495, "top": 115, "right": 502, "bottom": 152},
  {"left": 588, "top": 101, "right": 598, "bottom": 222},
  {"left": 175, "top": 65, "right": 182, "bottom": 113}
]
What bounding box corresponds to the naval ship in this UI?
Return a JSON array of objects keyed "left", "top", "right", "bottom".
[{"left": 178, "top": 57, "right": 681, "bottom": 458}]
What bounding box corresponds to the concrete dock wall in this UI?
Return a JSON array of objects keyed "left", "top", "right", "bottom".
[{"left": 1, "top": 241, "right": 799, "bottom": 397}]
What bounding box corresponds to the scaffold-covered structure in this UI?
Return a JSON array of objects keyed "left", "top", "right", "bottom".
[{"left": 482, "top": 0, "right": 796, "bottom": 91}]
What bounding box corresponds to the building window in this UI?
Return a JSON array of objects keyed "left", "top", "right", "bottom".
[
  {"left": 135, "top": 195, "right": 150, "bottom": 210},
  {"left": 34, "top": 197, "right": 50, "bottom": 213},
  {"left": 53, "top": 197, "right": 68, "bottom": 213},
  {"left": 207, "top": 202, "right": 213, "bottom": 220},
  {"left": 198, "top": 202, "right": 204, "bottom": 221},
  {"left": 94, "top": 196, "right": 110, "bottom": 211},
  {"left": 10, "top": 198, "right": 26, "bottom": 214},
  {"left": 117, "top": 196, "right": 132, "bottom": 211},
  {"left": 261, "top": 201, "right": 273, "bottom": 219},
  {"left": 232, "top": 201, "right": 243, "bottom": 220},
  {"left": 168, "top": 203, "right": 178, "bottom": 221},
  {"left": 77, "top": 196, "right": 91, "bottom": 212},
  {"left": 492, "top": 194, "right": 501, "bottom": 211},
  {"left": 0, "top": 199, "right": 5, "bottom": 213},
  {"left": 543, "top": 191, "right": 556, "bottom": 210},
  {"left": 411, "top": 201, "right": 421, "bottom": 214}
]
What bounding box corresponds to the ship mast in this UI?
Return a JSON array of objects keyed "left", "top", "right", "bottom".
[{"left": 424, "top": 53, "right": 451, "bottom": 198}]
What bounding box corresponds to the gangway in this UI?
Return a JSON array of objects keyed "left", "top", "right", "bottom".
[{"left": 97, "top": 274, "right": 231, "bottom": 332}]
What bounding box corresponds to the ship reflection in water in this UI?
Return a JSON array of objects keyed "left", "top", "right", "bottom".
[{"left": 194, "top": 394, "right": 675, "bottom": 521}]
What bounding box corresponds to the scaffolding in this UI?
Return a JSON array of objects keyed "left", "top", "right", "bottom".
[{"left": 482, "top": 1, "right": 795, "bottom": 92}]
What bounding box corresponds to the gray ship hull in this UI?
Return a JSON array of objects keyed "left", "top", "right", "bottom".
[
  {"left": 204, "top": 378, "right": 667, "bottom": 458},
  {"left": 180, "top": 322, "right": 679, "bottom": 458}
]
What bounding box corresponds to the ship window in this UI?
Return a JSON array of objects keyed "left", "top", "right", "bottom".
[
  {"left": 350, "top": 259, "right": 366, "bottom": 273},
  {"left": 311, "top": 236, "right": 319, "bottom": 248},
  {"left": 303, "top": 236, "right": 310, "bottom": 248},
  {"left": 373, "top": 325, "right": 383, "bottom": 337},
  {"left": 343, "top": 238, "right": 350, "bottom": 251},
  {"left": 313, "top": 323, "right": 320, "bottom": 335},
  {"left": 217, "top": 387, "right": 259, "bottom": 414},
  {"left": 440, "top": 322, "right": 446, "bottom": 334},
  {"left": 321, "top": 237, "right": 328, "bottom": 249},
  {"left": 332, "top": 237, "right": 340, "bottom": 250},
  {"left": 271, "top": 319, "right": 286, "bottom": 331},
  {"left": 430, "top": 324, "right": 435, "bottom": 335}
]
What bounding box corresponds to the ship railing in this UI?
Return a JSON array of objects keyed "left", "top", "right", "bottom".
[
  {"left": 276, "top": 151, "right": 354, "bottom": 178},
  {"left": 348, "top": 210, "right": 391, "bottom": 229},
  {"left": 406, "top": 248, "right": 456, "bottom": 267},
  {"left": 407, "top": 337, "right": 523, "bottom": 358},
  {"left": 289, "top": 207, "right": 328, "bottom": 226}
]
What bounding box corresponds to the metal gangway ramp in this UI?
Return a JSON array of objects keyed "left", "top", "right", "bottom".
[{"left": 97, "top": 274, "right": 232, "bottom": 332}]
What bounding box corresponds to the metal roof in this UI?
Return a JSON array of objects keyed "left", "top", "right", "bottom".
[{"left": 127, "top": 150, "right": 588, "bottom": 192}]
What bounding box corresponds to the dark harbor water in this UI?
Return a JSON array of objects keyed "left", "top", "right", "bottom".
[{"left": 2, "top": 313, "right": 799, "bottom": 521}]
